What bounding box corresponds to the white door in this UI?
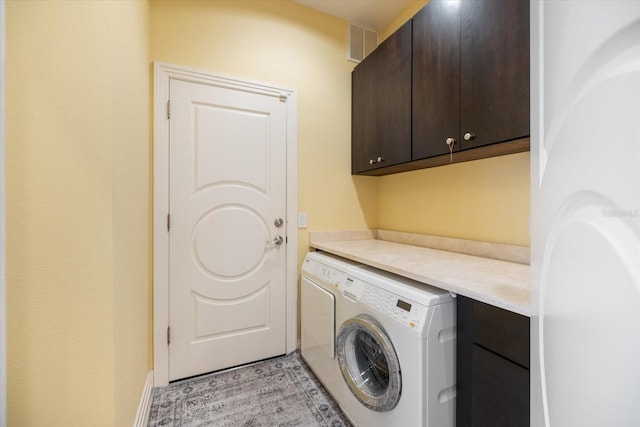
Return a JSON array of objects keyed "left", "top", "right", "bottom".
[
  {"left": 168, "top": 78, "right": 288, "bottom": 381},
  {"left": 531, "top": 2, "right": 640, "bottom": 425}
]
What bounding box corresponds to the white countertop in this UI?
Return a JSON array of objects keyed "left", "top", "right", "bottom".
[{"left": 310, "top": 235, "right": 531, "bottom": 316}]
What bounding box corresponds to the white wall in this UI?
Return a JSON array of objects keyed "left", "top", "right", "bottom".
[{"left": 531, "top": 2, "right": 640, "bottom": 425}]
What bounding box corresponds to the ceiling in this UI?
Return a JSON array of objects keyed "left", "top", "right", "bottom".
[{"left": 293, "top": 0, "right": 412, "bottom": 31}]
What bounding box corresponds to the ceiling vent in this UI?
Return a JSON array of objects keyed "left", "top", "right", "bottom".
[{"left": 348, "top": 22, "right": 378, "bottom": 63}]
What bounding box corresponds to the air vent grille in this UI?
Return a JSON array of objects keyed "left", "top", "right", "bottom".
[{"left": 348, "top": 22, "right": 378, "bottom": 63}]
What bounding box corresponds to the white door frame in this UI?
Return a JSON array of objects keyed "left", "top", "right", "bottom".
[{"left": 153, "top": 62, "right": 298, "bottom": 386}]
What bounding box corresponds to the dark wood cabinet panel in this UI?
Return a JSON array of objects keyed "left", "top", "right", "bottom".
[
  {"left": 473, "top": 298, "right": 530, "bottom": 368},
  {"left": 472, "top": 345, "right": 530, "bottom": 427},
  {"left": 457, "top": 296, "right": 530, "bottom": 427},
  {"left": 351, "top": 20, "right": 411, "bottom": 174},
  {"left": 460, "top": 0, "right": 530, "bottom": 150},
  {"left": 352, "top": 54, "right": 378, "bottom": 173},
  {"left": 377, "top": 20, "right": 412, "bottom": 168},
  {"left": 412, "top": 0, "right": 461, "bottom": 160},
  {"left": 456, "top": 296, "right": 475, "bottom": 427}
]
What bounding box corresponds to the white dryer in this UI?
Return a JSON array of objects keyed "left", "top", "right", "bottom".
[
  {"left": 300, "top": 251, "right": 361, "bottom": 401},
  {"left": 336, "top": 265, "right": 457, "bottom": 427}
]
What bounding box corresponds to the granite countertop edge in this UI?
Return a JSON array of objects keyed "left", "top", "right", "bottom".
[{"left": 309, "top": 237, "right": 531, "bottom": 317}]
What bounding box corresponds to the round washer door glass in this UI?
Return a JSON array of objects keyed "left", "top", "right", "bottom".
[{"left": 337, "top": 314, "right": 401, "bottom": 411}]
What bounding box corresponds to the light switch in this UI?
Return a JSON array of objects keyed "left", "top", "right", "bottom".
[{"left": 298, "top": 212, "right": 308, "bottom": 229}]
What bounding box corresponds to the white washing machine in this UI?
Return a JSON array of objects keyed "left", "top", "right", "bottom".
[
  {"left": 300, "top": 251, "right": 361, "bottom": 401},
  {"left": 336, "top": 264, "right": 457, "bottom": 427}
]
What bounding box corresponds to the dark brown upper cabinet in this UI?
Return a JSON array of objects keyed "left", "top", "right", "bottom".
[
  {"left": 459, "top": 0, "right": 530, "bottom": 150},
  {"left": 412, "top": 0, "right": 461, "bottom": 160},
  {"left": 353, "top": 0, "right": 530, "bottom": 176},
  {"left": 352, "top": 20, "right": 412, "bottom": 174},
  {"left": 413, "top": 0, "right": 530, "bottom": 159}
]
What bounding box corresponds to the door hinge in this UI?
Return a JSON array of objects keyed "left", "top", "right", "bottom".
[
  {"left": 286, "top": 236, "right": 288, "bottom": 244},
  {"left": 167, "top": 100, "right": 171, "bottom": 119},
  {"left": 167, "top": 326, "right": 171, "bottom": 345},
  {"left": 279, "top": 94, "right": 287, "bottom": 103},
  {"left": 167, "top": 213, "right": 170, "bottom": 232}
]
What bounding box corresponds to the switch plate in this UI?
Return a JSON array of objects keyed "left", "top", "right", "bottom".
[{"left": 298, "top": 213, "right": 308, "bottom": 229}]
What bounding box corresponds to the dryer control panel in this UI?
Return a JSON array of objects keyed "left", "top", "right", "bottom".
[
  {"left": 302, "top": 257, "right": 348, "bottom": 291},
  {"left": 344, "top": 276, "right": 429, "bottom": 331}
]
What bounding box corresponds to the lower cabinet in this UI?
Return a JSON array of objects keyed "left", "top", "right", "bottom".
[{"left": 456, "top": 296, "right": 530, "bottom": 426}]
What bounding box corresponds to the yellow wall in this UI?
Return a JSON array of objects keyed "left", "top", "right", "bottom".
[
  {"left": 149, "top": 0, "right": 378, "bottom": 273},
  {"left": 378, "top": 153, "right": 530, "bottom": 245},
  {"left": 6, "top": 1, "right": 150, "bottom": 425},
  {"left": 377, "top": 0, "right": 530, "bottom": 246},
  {"left": 111, "top": 3, "right": 151, "bottom": 425}
]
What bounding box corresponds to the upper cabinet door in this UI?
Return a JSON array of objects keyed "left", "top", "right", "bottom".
[
  {"left": 412, "top": 0, "right": 461, "bottom": 160},
  {"left": 376, "top": 20, "right": 412, "bottom": 168},
  {"left": 352, "top": 52, "right": 379, "bottom": 173},
  {"left": 352, "top": 20, "right": 411, "bottom": 174},
  {"left": 460, "top": 0, "right": 530, "bottom": 150}
]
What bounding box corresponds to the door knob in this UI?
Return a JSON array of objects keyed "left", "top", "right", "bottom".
[{"left": 266, "top": 235, "right": 284, "bottom": 246}]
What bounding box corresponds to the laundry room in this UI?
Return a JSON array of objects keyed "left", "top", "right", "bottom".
[{"left": 4, "top": 1, "right": 639, "bottom": 426}]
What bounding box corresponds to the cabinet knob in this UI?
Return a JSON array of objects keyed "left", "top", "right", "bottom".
[
  {"left": 369, "top": 159, "right": 376, "bottom": 165},
  {"left": 446, "top": 138, "right": 455, "bottom": 163},
  {"left": 463, "top": 132, "right": 475, "bottom": 141},
  {"left": 377, "top": 156, "right": 385, "bottom": 162}
]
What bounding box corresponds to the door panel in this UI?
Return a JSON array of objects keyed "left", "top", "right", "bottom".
[
  {"left": 194, "top": 104, "right": 270, "bottom": 193},
  {"left": 352, "top": 53, "right": 378, "bottom": 173},
  {"left": 376, "top": 20, "right": 412, "bottom": 168},
  {"left": 169, "top": 78, "right": 287, "bottom": 381},
  {"left": 531, "top": 2, "right": 640, "bottom": 425},
  {"left": 300, "top": 278, "right": 335, "bottom": 359},
  {"left": 460, "top": 0, "right": 529, "bottom": 149},
  {"left": 472, "top": 345, "right": 529, "bottom": 427},
  {"left": 412, "top": 0, "right": 461, "bottom": 160},
  {"left": 351, "top": 20, "right": 411, "bottom": 173}
]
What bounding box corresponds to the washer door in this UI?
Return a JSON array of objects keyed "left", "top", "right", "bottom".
[{"left": 336, "top": 314, "right": 401, "bottom": 412}]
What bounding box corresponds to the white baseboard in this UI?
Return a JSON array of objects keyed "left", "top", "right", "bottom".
[{"left": 133, "top": 370, "right": 154, "bottom": 427}]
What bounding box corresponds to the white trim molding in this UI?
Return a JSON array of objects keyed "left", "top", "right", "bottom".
[
  {"left": 133, "top": 371, "right": 154, "bottom": 427},
  {"left": 153, "top": 62, "right": 298, "bottom": 386}
]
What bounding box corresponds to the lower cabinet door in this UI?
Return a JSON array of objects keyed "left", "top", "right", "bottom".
[{"left": 471, "top": 345, "right": 529, "bottom": 426}]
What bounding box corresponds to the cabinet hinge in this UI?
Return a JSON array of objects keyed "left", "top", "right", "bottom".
[
  {"left": 167, "top": 100, "right": 171, "bottom": 119},
  {"left": 167, "top": 326, "right": 171, "bottom": 345},
  {"left": 167, "top": 213, "right": 170, "bottom": 232}
]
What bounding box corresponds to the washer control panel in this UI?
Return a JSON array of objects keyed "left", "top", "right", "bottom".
[{"left": 344, "top": 276, "right": 429, "bottom": 330}]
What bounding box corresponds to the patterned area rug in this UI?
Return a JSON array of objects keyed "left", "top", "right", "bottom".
[{"left": 147, "top": 351, "right": 352, "bottom": 426}]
